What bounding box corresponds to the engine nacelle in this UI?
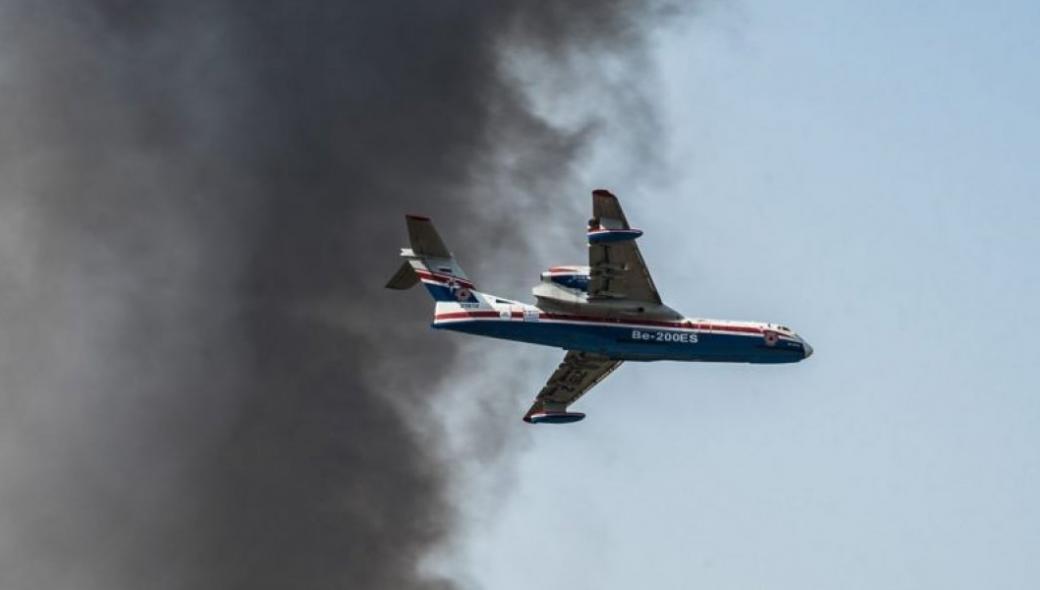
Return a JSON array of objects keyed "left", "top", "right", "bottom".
[{"left": 541, "top": 265, "right": 590, "bottom": 293}]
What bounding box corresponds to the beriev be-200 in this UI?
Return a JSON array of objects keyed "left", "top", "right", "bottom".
[{"left": 387, "top": 189, "right": 812, "bottom": 424}]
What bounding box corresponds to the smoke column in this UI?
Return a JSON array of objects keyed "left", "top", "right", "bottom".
[{"left": 0, "top": 2, "right": 670, "bottom": 588}]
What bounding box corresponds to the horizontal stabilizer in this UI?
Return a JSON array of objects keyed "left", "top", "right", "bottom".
[{"left": 385, "top": 260, "right": 419, "bottom": 290}]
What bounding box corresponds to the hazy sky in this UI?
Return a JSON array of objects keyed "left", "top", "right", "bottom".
[{"left": 449, "top": 2, "right": 1040, "bottom": 588}]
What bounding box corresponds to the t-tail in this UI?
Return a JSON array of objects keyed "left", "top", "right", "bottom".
[{"left": 385, "top": 214, "right": 483, "bottom": 304}]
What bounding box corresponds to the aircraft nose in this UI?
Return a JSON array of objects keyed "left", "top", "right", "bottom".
[{"left": 802, "top": 340, "right": 813, "bottom": 359}]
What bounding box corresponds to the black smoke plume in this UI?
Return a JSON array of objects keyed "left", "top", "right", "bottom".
[{"left": 0, "top": 2, "right": 670, "bottom": 588}]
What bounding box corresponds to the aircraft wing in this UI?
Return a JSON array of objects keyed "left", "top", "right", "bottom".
[
  {"left": 587, "top": 189, "right": 662, "bottom": 304},
  {"left": 522, "top": 351, "right": 623, "bottom": 423}
]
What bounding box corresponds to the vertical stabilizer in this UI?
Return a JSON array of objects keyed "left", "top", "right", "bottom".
[{"left": 385, "top": 215, "right": 481, "bottom": 304}]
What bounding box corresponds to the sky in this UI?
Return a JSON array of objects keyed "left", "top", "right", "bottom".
[{"left": 451, "top": 2, "right": 1040, "bottom": 588}]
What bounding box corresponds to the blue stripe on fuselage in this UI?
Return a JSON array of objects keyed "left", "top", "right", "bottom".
[{"left": 434, "top": 319, "right": 805, "bottom": 364}]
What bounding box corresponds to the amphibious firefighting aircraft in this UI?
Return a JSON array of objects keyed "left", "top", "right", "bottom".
[{"left": 387, "top": 190, "right": 812, "bottom": 424}]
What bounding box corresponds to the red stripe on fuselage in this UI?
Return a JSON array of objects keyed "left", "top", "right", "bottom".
[
  {"left": 433, "top": 310, "right": 764, "bottom": 334},
  {"left": 415, "top": 270, "right": 474, "bottom": 289},
  {"left": 436, "top": 311, "right": 501, "bottom": 320}
]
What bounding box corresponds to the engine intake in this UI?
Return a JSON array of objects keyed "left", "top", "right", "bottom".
[{"left": 542, "top": 265, "right": 590, "bottom": 292}]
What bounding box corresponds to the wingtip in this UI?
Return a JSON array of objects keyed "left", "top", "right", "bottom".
[{"left": 522, "top": 401, "right": 542, "bottom": 424}]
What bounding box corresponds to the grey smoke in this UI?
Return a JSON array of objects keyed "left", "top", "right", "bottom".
[{"left": 0, "top": 2, "right": 671, "bottom": 588}]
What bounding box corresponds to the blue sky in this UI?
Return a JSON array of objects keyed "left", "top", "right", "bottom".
[{"left": 446, "top": 2, "right": 1040, "bottom": 588}]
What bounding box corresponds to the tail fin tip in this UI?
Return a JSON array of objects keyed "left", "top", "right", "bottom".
[{"left": 405, "top": 215, "right": 451, "bottom": 259}]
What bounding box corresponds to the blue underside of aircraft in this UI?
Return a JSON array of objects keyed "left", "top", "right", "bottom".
[{"left": 435, "top": 319, "right": 806, "bottom": 364}]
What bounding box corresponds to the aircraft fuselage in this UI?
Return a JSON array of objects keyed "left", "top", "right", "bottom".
[{"left": 433, "top": 303, "right": 812, "bottom": 364}]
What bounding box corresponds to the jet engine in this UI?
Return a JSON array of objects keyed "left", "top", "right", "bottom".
[
  {"left": 532, "top": 265, "right": 589, "bottom": 310},
  {"left": 542, "top": 265, "right": 589, "bottom": 292}
]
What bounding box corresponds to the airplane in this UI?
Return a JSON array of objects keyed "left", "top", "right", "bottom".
[{"left": 386, "top": 189, "right": 812, "bottom": 424}]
